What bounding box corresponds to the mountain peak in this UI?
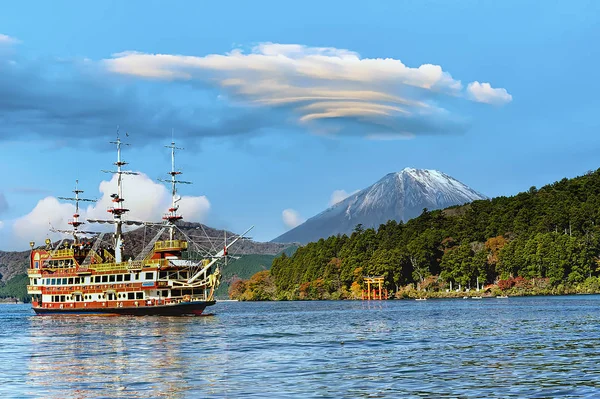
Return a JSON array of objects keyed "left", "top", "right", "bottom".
[{"left": 273, "top": 168, "right": 486, "bottom": 244}]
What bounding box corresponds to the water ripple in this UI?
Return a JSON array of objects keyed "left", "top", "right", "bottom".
[{"left": 2, "top": 297, "right": 600, "bottom": 397}]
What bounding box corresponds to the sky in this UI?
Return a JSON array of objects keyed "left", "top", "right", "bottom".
[{"left": 0, "top": 0, "right": 599, "bottom": 250}]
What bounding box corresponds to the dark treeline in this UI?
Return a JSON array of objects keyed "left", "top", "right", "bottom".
[
  {"left": 0, "top": 274, "right": 30, "bottom": 303},
  {"left": 231, "top": 169, "right": 600, "bottom": 300}
]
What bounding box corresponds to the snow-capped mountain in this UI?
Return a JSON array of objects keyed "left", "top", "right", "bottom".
[{"left": 272, "top": 168, "right": 487, "bottom": 244}]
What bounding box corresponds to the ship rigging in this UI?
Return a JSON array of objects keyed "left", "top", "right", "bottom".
[{"left": 27, "top": 133, "right": 252, "bottom": 315}]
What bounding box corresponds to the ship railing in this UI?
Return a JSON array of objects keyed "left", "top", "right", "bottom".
[
  {"left": 80, "top": 258, "right": 178, "bottom": 272},
  {"left": 27, "top": 269, "right": 42, "bottom": 276},
  {"left": 154, "top": 240, "right": 188, "bottom": 251},
  {"left": 144, "top": 259, "right": 172, "bottom": 268},
  {"left": 49, "top": 249, "right": 75, "bottom": 258},
  {"left": 88, "top": 260, "right": 144, "bottom": 272}
]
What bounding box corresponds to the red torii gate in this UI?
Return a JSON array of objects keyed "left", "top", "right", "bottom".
[{"left": 362, "top": 276, "right": 388, "bottom": 300}]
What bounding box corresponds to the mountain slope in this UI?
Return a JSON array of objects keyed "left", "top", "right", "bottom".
[{"left": 273, "top": 168, "right": 487, "bottom": 244}]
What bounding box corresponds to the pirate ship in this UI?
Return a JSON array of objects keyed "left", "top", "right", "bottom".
[{"left": 26, "top": 135, "right": 250, "bottom": 315}]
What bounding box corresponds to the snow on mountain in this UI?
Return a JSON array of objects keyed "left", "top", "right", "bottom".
[{"left": 272, "top": 168, "right": 487, "bottom": 244}]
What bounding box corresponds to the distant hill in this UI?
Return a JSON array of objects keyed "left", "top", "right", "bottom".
[
  {"left": 215, "top": 254, "right": 276, "bottom": 298},
  {"left": 0, "top": 251, "right": 29, "bottom": 284},
  {"left": 123, "top": 221, "right": 288, "bottom": 257},
  {"left": 273, "top": 168, "right": 486, "bottom": 244},
  {"left": 215, "top": 245, "right": 298, "bottom": 298}
]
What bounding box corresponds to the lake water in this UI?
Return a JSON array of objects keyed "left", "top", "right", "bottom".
[{"left": 2, "top": 296, "right": 600, "bottom": 398}]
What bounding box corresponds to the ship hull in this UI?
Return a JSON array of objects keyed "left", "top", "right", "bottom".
[{"left": 32, "top": 300, "right": 215, "bottom": 316}]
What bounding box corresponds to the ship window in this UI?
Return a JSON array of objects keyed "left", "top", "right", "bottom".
[
  {"left": 136, "top": 292, "right": 144, "bottom": 299},
  {"left": 109, "top": 275, "right": 116, "bottom": 282},
  {"left": 116, "top": 275, "right": 123, "bottom": 282},
  {"left": 162, "top": 290, "right": 169, "bottom": 297},
  {"left": 124, "top": 274, "right": 131, "bottom": 282},
  {"left": 51, "top": 278, "right": 56, "bottom": 285},
  {"left": 179, "top": 271, "right": 188, "bottom": 279},
  {"left": 34, "top": 261, "right": 39, "bottom": 269},
  {"left": 145, "top": 272, "right": 153, "bottom": 280},
  {"left": 68, "top": 278, "right": 74, "bottom": 284},
  {"left": 33, "top": 278, "right": 37, "bottom": 285},
  {"left": 62, "top": 278, "right": 68, "bottom": 285},
  {"left": 60, "top": 295, "right": 66, "bottom": 302},
  {"left": 159, "top": 271, "right": 167, "bottom": 279},
  {"left": 128, "top": 293, "right": 135, "bottom": 300},
  {"left": 134, "top": 273, "right": 139, "bottom": 280},
  {"left": 74, "top": 278, "right": 80, "bottom": 284},
  {"left": 101, "top": 275, "right": 108, "bottom": 283},
  {"left": 172, "top": 289, "right": 181, "bottom": 297},
  {"left": 93, "top": 276, "right": 99, "bottom": 283}
]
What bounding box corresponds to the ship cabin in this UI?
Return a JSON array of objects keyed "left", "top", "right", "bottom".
[{"left": 27, "top": 238, "right": 214, "bottom": 312}]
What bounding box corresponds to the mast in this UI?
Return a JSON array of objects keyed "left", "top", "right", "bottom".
[
  {"left": 160, "top": 140, "right": 190, "bottom": 240},
  {"left": 102, "top": 132, "right": 138, "bottom": 263},
  {"left": 56, "top": 180, "right": 97, "bottom": 243}
]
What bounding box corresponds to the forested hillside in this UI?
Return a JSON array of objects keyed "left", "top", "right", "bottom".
[
  {"left": 215, "top": 254, "right": 276, "bottom": 298},
  {"left": 0, "top": 274, "right": 29, "bottom": 303},
  {"left": 233, "top": 169, "right": 600, "bottom": 300}
]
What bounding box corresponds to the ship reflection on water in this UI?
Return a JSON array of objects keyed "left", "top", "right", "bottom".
[{"left": 26, "top": 315, "right": 225, "bottom": 398}]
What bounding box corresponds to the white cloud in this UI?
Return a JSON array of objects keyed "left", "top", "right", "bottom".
[
  {"left": 13, "top": 196, "right": 75, "bottom": 245},
  {"left": 12, "top": 173, "right": 210, "bottom": 246},
  {"left": 329, "top": 189, "right": 360, "bottom": 206},
  {"left": 282, "top": 208, "right": 305, "bottom": 229},
  {"left": 103, "top": 43, "right": 511, "bottom": 137},
  {"left": 0, "top": 34, "right": 18, "bottom": 45},
  {"left": 178, "top": 196, "right": 211, "bottom": 222},
  {"left": 467, "top": 81, "right": 513, "bottom": 105}
]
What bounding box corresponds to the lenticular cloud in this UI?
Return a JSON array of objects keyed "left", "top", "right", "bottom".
[
  {"left": 104, "top": 43, "right": 512, "bottom": 139},
  {"left": 0, "top": 32, "right": 511, "bottom": 144}
]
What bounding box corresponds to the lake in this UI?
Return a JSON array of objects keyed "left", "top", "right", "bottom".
[{"left": 1, "top": 296, "right": 600, "bottom": 398}]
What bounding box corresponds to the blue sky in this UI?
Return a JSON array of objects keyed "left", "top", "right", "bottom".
[{"left": 0, "top": 0, "right": 599, "bottom": 249}]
